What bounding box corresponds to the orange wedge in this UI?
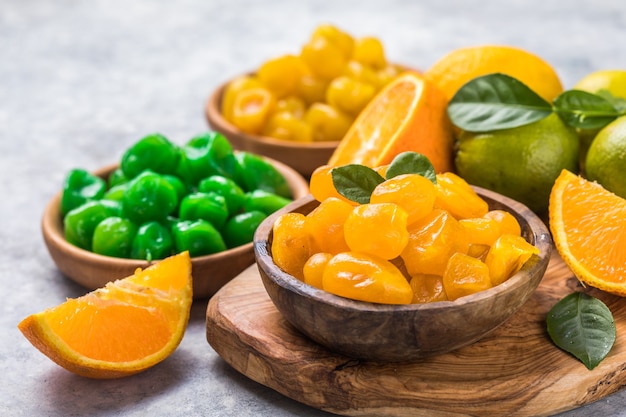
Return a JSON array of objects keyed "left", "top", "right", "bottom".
[
  {"left": 18, "top": 252, "right": 192, "bottom": 379},
  {"left": 424, "top": 45, "right": 563, "bottom": 102},
  {"left": 327, "top": 71, "right": 454, "bottom": 173},
  {"left": 549, "top": 170, "right": 626, "bottom": 295}
]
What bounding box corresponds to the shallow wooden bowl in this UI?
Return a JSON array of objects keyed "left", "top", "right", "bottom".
[
  {"left": 42, "top": 158, "right": 310, "bottom": 299},
  {"left": 205, "top": 77, "right": 338, "bottom": 178},
  {"left": 253, "top": 188, "right": 552, "bottom": 362}
]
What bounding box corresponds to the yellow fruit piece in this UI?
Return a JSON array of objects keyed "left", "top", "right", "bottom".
[
  {"left": 434, "top": 172, "right": 489, "bottom": 219},
  {"left": 311, "top": 24, "right": 355, "bottom": 58},
  {"left": 274, "top": 96, "right": 307, "bottom": 119},
  {"left": 306, "top": 197, "right": 352, "bottom": 254},
  {"left": 17, "top": 252, "right": 192, "bottom": 379},
  {"left": 424, "top": 44, "right": 563, "bottom": 102},
  {"left": 222, "top": 75, "right": 264, "bottom": 122},
  {"left": 301, "top": 35, "right": 348, "bottom": 80},
  {"left": 262, "top": 112, "right": 313, "bottom": 142},
  {"left": 370, "top": 173, "right": 436, "bottom": 225},
  {"left": 322, "top": 252, "right": 413, "bottom": 304},
  {"left": 271, "top": 213, "right": 315, "bottom": 281},
  {"left": 574, "top": 69, "right": 626, "bottom": 98},
  {"left": 304, "top": 102, "right": 354, "bottom": 142},
  {"left": 410, "top": 273, "right": 448, "bottom": 303},
  {"left": 303, "top": 252, "right": 333, "bottom": 290},
  {"left": 343, "top": 60, "right": 380, "bottom": 87},
  {"left": 443, "top": 252, "right": 492, "bottom": 301},
  {"left": 344, "top": 203, "right": 409, "bottom": 260},
  {"left": 459, "top": 217, "right": 501, "bottom": 247},
  {"left": 257, "top": 54, "right": 308, "bottom": 99},
  {"left": 586, "top": 115, "right": 626, "bottom": 199},
  {"left": 484, "top": 209, "right": 522, "bottom": 237},
  {"left": 326, "top": 76, "right": 377, "bottom": 117},
  {"left": 296, "top": 74, "right": 329, "bottom": 105},
  {"left": 549, "top": 169, "right": 626, "bottom": 296},
  {"left": 352, "top": 36, "right": 387, "bottom": 70},
  {"left": 328, "top": 72, "right": 454, "bottom": 173},
  {"left": 401, "top": 208, "right": 469, "bottom": 276},
  {"left": 309, "top": 165, "right": 357, "bottom": 205},
  {"left": 230, "top": 87, "right": 276, "bottom": 134},
  {"left": 485, "top": 234, "right": 540, "bottom": 286}
]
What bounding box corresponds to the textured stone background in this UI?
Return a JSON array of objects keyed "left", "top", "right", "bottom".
[{"left": 2, "top": 0, "right": 626, "bottom": 415}]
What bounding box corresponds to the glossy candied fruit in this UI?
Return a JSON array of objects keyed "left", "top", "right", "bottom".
[
  {"left": 271, "top": 213, "right": 315, "bottom": 281},
  {"left": 370, "top": 173, "right": 436, "bottom": 225},
  {"left": 410, "top": 273, "right": 448, "bottom": 303},
  {"left": 326, "top": 76, "right": 377, "bottom": 116},
  {"left": 304, "top": 103, "right": 353, "bottom": 142},
  {"left": 443, "top": 252, "right": 492, "bottom": 301},
  {"left": 303, "top": 252, "right": 333, "bottom": 289},
  {"left": 305, "top": 197, "right": 352, "bottom": 254},
  {"left": 434, "top": 172, "right": 489, "bottom": 220},
  {"left": 230, "top": 87, "right": 276, "bottom": 134},
  {"left": 485, "top": 234, "right": 540, "bottom": 286},
  {"left": 257, "top": 54, "right": 308, "bottom": 99},
  {"left": 322, "top": 252, "right": 413, "bottom": 304}
]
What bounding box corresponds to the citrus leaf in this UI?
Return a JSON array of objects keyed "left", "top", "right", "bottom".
[
  {"left": 595, "top": 89, "right": 626, "bottom": 113},
  {"left": 554, "top": 90, "right": 620, "bottom": 130},
  {"left": 546, "top": 292, "right": 616, "bottom": 370},
  {"left": 448, "top": 73, "right": 553, "bottom": 132},
  {"left": 386, "top": 152, "right": 436, "bottom": 184},
  {"left": 332, "top": 165, "right": 385, "bottom": 204}
]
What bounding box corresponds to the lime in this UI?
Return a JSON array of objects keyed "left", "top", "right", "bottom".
[
  {"left": 455, "top": 113, "right": 579, "bottom": 214},
  {"left": 586, "top": 115, "right": 626, "bottom": 198},
  {"left": 573, "top": 70, "right": 626, "bottom": 171}
]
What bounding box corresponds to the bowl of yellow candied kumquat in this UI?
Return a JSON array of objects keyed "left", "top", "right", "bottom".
[
  {"left": 253, "top": 152, "right": 552, "bottom": 361},
  {"left": 205, "top": 24, "right": 408, "bottom": 177}
]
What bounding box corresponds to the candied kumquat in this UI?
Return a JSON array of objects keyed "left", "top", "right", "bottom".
[
  {"left": 370, "top": 173, "right": 436, "bottom": 225},
  {"left": 434, "top": 172, "right": 489, "bottom": 219},
  {"left": 306, "top": 197, "right": 352, "bottom": 254},
  {"left": 410, "top": 273, "right": 448, "bottom": 303},
  {"left": 485, "top": 234, "right": 540, "bottom": 286},
  {"left": 271, "top": 213, "right": 315, "bottom": 281},
  {"left": 344, "top": 203, "right": 409, "bottom": 260},
  {"left": 322, "top": 252, "right": 413, "bottom": 304},
  {"left": 443, "top": 252, "right": 492, "bottom": 301},
  {"left": 401, "top": 209, "right": 469, "bottom": 276},
  {"left": 484, "top": 209, "right": 522, "bottom": 236},
  {"left": 303, "top": 252, "right": 333, "bottom": 289},
  {"left": 309, "top": 165, "right": 356, "bottom": 204}
]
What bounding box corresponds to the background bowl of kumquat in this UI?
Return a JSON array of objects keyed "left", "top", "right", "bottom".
[{"left": 253, "top": 188, "right": 552, "bottom": 362}]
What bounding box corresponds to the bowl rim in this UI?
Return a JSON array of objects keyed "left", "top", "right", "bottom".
[
  {"left": 43, "top": 156, "right": 310, "bottom": 269},
  {"left": 254, "top": 188, "right": 553, "bottom": 312},
  {"left": 205, "top": 76, "right": 340, "bottom": 150}
]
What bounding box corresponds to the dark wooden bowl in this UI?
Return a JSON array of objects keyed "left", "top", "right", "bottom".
[
  {"left": 253, "top": 188, "right": 552, "bottom": 362},
  {"left": 205, "top": 76, "right": 339, "bottom": 178},
  {"left": 42, "top": 157, "right": 310, "bottom": 299}
]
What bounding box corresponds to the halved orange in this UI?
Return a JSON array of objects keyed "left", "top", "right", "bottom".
[
  {"left": 549, "top": 170, "right": 626, "bottom": 295},
  {"left": 327, "top": 71, "right": 454, "bottom": 173},
  {"left": 18, "top": 251, "right": 192, "bottom": 378}
]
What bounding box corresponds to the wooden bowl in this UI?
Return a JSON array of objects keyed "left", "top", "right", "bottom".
[
  {"left": 42, "top": 157, "right": 310, "bottom": 300},
  {"left": 205, "top": 77, "right": 338, "bottom": 178},
  {"left": 253, "top": 188, "right": 552, "bottom": 362}
]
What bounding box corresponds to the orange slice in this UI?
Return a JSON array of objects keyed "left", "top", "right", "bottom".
[
  {"left": 549, "top": 170, "right": 626, "bottom": 295},
  {"left": 327, "top": 71, "right": 454, "bottom": 173},
  {"left": 424, "top": 45, "right": 563, "bottom": 102},
  {"left": 18, "top": 252, "right": 192, "bottom": 379}
]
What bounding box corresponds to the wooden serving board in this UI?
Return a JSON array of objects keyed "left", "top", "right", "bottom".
[{"left": 206, "top": 253, "right": 626, "bottom": 417}]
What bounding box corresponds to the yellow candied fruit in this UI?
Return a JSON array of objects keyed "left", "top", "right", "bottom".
[
  {"left": 344, "top": 203, "right": 409, "bottom": 260},
  {"left": 257, "top": 54, "right": 309, "bottom": 99},
  {"left": 326, "top": 76, "right": 377, "bottom": 117},
  {"left": 296, "top": 74, "right": 329, "bottom": 105},
  {"left": 274, "top": 96, "right": 307, "bottom": 119},
  {"left": 485, "top": 234, "right": 540, "bottom": 286},
  {"left": 230, "top": 87, "right": 276, "bottom": 135},
  {"left": 401, "top": 208, "right": 469, "bottom": 276},
  {"left": 222, "top": 75, "right": 264, "bottom": 122},
  {"left": 484, "top": 210, "right": 522, "bottom": 236},
  {"left": 309, "top": 165, "right": 357, "bottom": 204},
  {"left": 322, "top": 252, "right": 413, "bottom": 304},
  {"left": 443, "top": 252, "right": 492, "bottom": 301},
  {"left": 301, "top": 36, "right": 348, "bottom": 80},
  {"left": 410, "top": 273, "right": 448, "bottom": 303},
  {"left": 343, "top": 60, "right": 380, "bottom": 87},
  {"left": 434, "top": 172, "right": 489, "bottom": 220},
  {"left": 352, "top": 36, "right": 387, "bottom": 70},
  {"left": 306, "top": 197, "right": 352, "bottom": 254},
  {"left": 376, "top": 64, "right": 402, "bottom": 89},
  {"left": 370, "top": 173, "right": 436, "bottom": 225},
  {"left": 271, "top": 213, "right": 316, "bottom": 281},
  {"left": 459, "top": 217, "right": 501, "bottom": 247},
  {"left": 304, "top": 103, "right": 353, "bottom": 142},
  {"left": 262, "top": 112, "right": 313, "bottom": 142},
  {"left": 311, "top": 24, "right": 355, "bottom": 58},
  {"left": 303, "top": 252, "right": 333, "bottom": 289}
]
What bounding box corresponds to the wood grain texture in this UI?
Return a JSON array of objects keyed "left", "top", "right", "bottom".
[{"left": 206, "top": 254, "right": 626, "bottom": 417}]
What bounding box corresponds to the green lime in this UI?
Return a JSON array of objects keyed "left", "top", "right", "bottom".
[
  {"left": 573, "top": 70, "right": 626, "bottom": 171},
  {"left": 455, "top": 113, "right": 579, "bottom": 214},
  {"left": 586, "top": 115, "right": 626, "bottom": 199}
]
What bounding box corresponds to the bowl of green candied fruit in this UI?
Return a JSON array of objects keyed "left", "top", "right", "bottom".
[{"left": 42, "top": 131, "right": 309, "bottom": 299}]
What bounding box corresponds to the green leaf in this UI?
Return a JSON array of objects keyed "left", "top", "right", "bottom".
[
  {"left": 331, "top": 165, "right": 385, "bottom": 204},
  {"left": 448, "top": 73, "right": 553, "bottom": 132},
  {"left": 546, "top": 292, "right": 616, "bottom": 370},
  {"left": 385, "top": 152, "right": 437, "bottom": 184},
  {"left": 554, "top": 90, "right": 620, "bottom": 130},
  {"left": 596, "top": 89, "right": 626, "bottom": 113}
]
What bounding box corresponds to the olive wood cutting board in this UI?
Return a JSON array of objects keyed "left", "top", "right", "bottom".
[{"left": 205, "top": 252, "right": 626, "bottom": 417}]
